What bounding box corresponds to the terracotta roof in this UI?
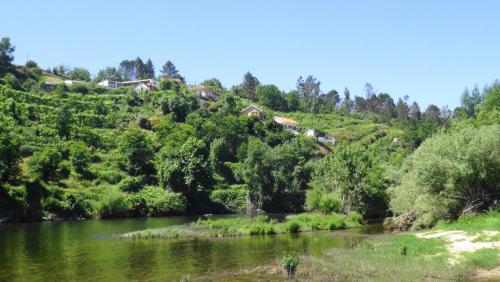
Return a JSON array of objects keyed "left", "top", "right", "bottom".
[
  {"left": 274, "top": 116, "right": 298, "bottom": 126},
  {"left": 190, "top": 85, "right": 208, "bottom": 91},
  {"left": 241, "top": 105, "right": 264, "bottom": 113}
]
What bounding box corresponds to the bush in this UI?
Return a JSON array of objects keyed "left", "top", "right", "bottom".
[
  {"left": 285, "top": 221, "right": 300, "bottom": 233},
  {"left": 118, "top": 176, "right": 144, "bottom": 192},
  {"left": 281, "top": 252, "right": 299, "bottom": 278},
  {"left": 133, "top": 186, "right": 186, "bottom": 216},
  {"left": 97, "top": 189, "right": 131, "bottom": 218},
  {"left": 388, "top": 125, "right": 500, "bottom": 230},
  {"left": 28, "top": 147, "right": 68, "bottom": 182},
  {"left": 68, "top": 141, "right": 93, "bottom": 175},
  {"left": 209, "top": 185, "right": 247, "bottom": 212},
  {"left": 69, "top": 83, "right": 89, "bottom": 94}
]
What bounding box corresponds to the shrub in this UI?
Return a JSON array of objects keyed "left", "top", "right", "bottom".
[
  {"left": 118, "top": 176, "right": 144, "bottom": 192},
  {"left": 209, "top": 185, "right": 247, "bottom": 213},
  {"left": 68, "top": 141, "right": 93, "bottom": 175},
  {"left": 28, "top": 147, "right": 68, "bottom": 181},
  {"left": 345, "top": 211, "right": 363, "bottom": 227},
  {"left": 285, "top": 221, "right": 300, "bottom": 233},
  {"left": 97, "top": 189, "right": 131, "bottom": 218},
  {"left": 135, "top": 186, "right": 186, "bottom": 216},
  {"left": 69, "top": 83, "right": 89, "bottom": 94},
  {"left": 281, "top": 252, "right": 299, "bottom": 278},
  {"left": 388, "top": 125, "right": 500, "bottom": 230}
]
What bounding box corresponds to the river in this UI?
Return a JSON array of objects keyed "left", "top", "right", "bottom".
[{"left": 0, "top": 216, "right": 384, "bottom": 281}]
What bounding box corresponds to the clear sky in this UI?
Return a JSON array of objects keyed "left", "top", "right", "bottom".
[{"left": 2, "top": 0, "right": 500, "bottom": 108}]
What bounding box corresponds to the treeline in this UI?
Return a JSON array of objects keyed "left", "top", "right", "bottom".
[{"left": 0, "top": 36, "right": 498, "bottom": 229}]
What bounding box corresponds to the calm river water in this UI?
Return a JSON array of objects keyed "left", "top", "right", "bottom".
[{"left": 0, "top": 216, "right": 384, "bottom": 281}]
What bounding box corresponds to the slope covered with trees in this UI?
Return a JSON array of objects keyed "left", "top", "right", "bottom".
[{"left": 0, "top": 37, "right": 498, "bottom": 228}]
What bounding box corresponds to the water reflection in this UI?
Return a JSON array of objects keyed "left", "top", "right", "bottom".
[{"left": 0, "top": 216, "right": 384, "bottom": 281}]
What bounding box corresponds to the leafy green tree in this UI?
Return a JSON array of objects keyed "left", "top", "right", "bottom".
[
  {"left": 119, "top": 59, "right": 136, "bottom": 80},
  {"left": 396, "top": 98, "right": 409, "bottom": 121},
  {"left": 342, "top": 87, "right": 353, "bottom": 113},
  {"left": 240, "top": 71, "right": 260, "bottom": 100},
  {"left": 144, "top": 58, "right": 155, "bottom": 79},
  {"left": 201, "top": 78, "right": 224, "bottom": 93},
  {"left": 157, "top": 137, "right": 212, "bottom": 202},
  {"left": 135, "top": 57, "right": 146, "bottom": 79},
  {"left": 160, "top": 91, "right": 197, "bottom": 122},
  {"left": 476, "top": 82, "right": 500, "bottom": 124},
  {"left": 0, "top": 37, "right": 15, "bottom": 75},
  {"left": 118, "top": 128, "right": 155, "bottom": 176},
  {"left": 95, "top": 67, "right": 122, "bottom": 82},
  {"left": 68, "top": 141, "right": 93, "bottom": 175},
  {"left": 296, "top": 75, "right": 320, "bottom": 112},
  {"left": 68, "top": 67, "right": 91, "bottom": 81},
  {"left": 257, "top": 84, "right": 287, "bottom": 111},
  {"left": 308, "top": 144, "right": 387, "bottom": 217},
  {"left": 389, "top": 125, "right": 500, "bottom": 229},
  {"left": 55, "top": 105, "right": 73, "bottom": 140},
  {"left": 423, "top": 104, "right": 441, "bottom": 124},
  {"left": 0, "top": 117, "right": 20, "bottom": 182},
  {"left": 161, "top": 60, "right": 178, "bottom": 77},
  {"left": 409, "top": 102, "right": 421, "bottom": 120},
  {"left": 28, "top": 147, "right": 69, "bottom": 182},
  {"left": 285, "top": 90, "right": 300, "bottom": 112}
]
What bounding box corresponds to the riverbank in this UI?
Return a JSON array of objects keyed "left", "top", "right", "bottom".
[
  {"left": 121, "top": 212, "right": 363, "bottom": 239},
  {"left": 187, "top": 211, "right": 500, "bottom": 281}
]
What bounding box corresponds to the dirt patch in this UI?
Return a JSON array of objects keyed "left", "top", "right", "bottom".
[
  {"left": 471, "top": 266, "right": 500, "bottom": 281},
  {"left": 416, "top": 230, "right": 500, "bottom": 265}
]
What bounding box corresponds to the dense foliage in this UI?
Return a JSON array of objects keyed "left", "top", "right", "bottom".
[{"left": 0, "top": 37, "right": 497, "bottom": 227}]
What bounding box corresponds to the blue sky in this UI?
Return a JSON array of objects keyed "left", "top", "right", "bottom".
[{"left": 2, "top": 0, "right": 500, "bottom": 108}]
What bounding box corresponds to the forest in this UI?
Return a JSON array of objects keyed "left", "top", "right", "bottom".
[{"left": 0, "top": 36, "right": 498, "bottom": 231}]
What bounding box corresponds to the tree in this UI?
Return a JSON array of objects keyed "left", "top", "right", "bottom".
[
  {"left": 388, "top": 125, "right": 500, "bottom": 229},
  {"left": 308, "top": 144, "right": 387, "bottom": 217},
  {"left": 68, "top": 67, "right": 91, "bottom": 81},
  {"left": 144, "top": 58, "right": 155, "bottom": 79},
  {"left": 341, "top": 87, "right": 353, "bottom": 113},
  {"left": 160, "top": 92, "right": 198, "bottom": 122},
  {"left": 423, "top": 104, "right": 441, "bottom": 124},
  {"left": 409, "top": 102, "right": 421, "bottom": 120},
  {"left": 285, "top": 91, "right": 300, "bottom": 112},
  {"left": 0, "top": 37, "right": 15, "bottom": 75},
  {"left": 476, "top": 82, "right": 500, "bottom": 124},
  {"left": 118, "top": 128, "right": 155, "bottom": 176},
  {"left": 364, "top": 83, "right": 375, "bottom": 99},
  {"left": 161, "top": 60, "right": 179, "bottom": 77},
  {"left": 135, "top": 57, "right": 145, "bottom": 79},
  {"left": 296, "top": 75, "right": 320, "bottom": 112},
  {"left": 68, "top": 141, "right": 93, "bottom": 176},
  {"left": 95, "top": 67, "right": 122, "bottom": 82},
  {"left": 55, "top": 104, "right": 73, "bottom": 140},
  {"left": 396, "top": 98, "right": 409, "bottom": 121},
  {"left": 256, "top": 84, "right": 287, "bottom": 111},
  {"left": 28, "top": 147, "right": 69, "bottom": 182},
  {"left": 325, "top": 89, "right": 340, "bottom": 108},
  {"left": 157, "top": 137, "right": 212, "bottom": 204},
  {"left": 240, "top": 71, "right": 260, "bottom": 100},
  {"left": 201, "top": 78, "right": 224, "bottom": 93},
  {"left": 119, "top": 60, "right": 137, "bottom": 80},
  {"left": 0, "top": 117, "right": 20, "bottom": 182}
]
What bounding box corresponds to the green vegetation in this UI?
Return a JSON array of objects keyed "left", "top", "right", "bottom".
[
  {"left": 435, "top": 210, "right": 500, "bottom": 233},
  {"left": 0, "top": 36, "right": 498, "bottom": 234},
  {"left": 281, "top": 252, "right": 299, "bottom": 278},
  {"left": 121, "top": 213, "right": 363, "bottom": 239}
]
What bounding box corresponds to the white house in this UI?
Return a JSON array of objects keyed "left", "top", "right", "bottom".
[
  {"left": 98, "top": 79, "right": 159, "bottom": 90},
  {"left": 305, "top": 129, "right": 316, "bottom": 137},
  {"left": 98, "top": 80, "right": 120, "bottom": 89},
  {"left": 274, "top": 116, "right": 299, "bottom": 133},
  {"left": 190, "top": 85, "right": 220, "bottom": 101}
]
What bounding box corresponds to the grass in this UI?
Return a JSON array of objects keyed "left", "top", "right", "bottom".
[
  {"left": 289, "top": 234, "right": 471, "bottom": 281},
  {"left": 434, "top": 210, "right": 500, "bottom": 233},
  {"left": 121, "top": 212, "right": 363, "bottom": 239},
  {"left": 461, "top": 248, "right": 500, "bottom": 270}
]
